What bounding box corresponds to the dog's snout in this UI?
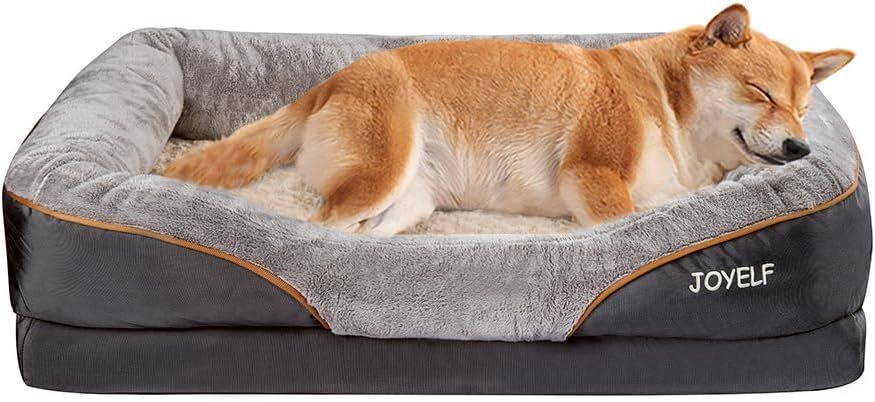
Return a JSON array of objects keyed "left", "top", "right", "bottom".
[{"left": 782, "top": 138, "right": 810, "bottom": 161}]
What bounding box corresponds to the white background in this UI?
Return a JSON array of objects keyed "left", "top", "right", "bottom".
[{"left": 0, "top": 0, "right": 872, "bottom": 400}]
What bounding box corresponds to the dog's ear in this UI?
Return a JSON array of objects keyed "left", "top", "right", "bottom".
[
  {"left": 692, "top": 4, "right": 752, "bottom": 52},
  {"left": 800, "top": 49, "right": 855, "bottom": 84}
]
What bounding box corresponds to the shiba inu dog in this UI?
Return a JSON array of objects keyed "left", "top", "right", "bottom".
[{"left": 165, "top": 4, "right": 853, "bottom": 235}]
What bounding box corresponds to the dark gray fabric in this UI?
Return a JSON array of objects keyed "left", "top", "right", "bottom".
[
  {"left": 3, "top": 191, "right": 320, "bottom": 329},
  {"left": 3, "top": 29, "right": 862, "bottom": 341},
  {"left": 577, "top": 173, "right": 872, "bottom": 338},
  {"left": 15, "top": 313, "right": 866, "bottom": 394}
]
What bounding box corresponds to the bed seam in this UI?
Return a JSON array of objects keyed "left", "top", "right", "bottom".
[
  {"left": 12, "top": 308, "right": 863, "bottom": 343},
  {"left": 17, "top": 316, "right": 34, "bottom": 384}
]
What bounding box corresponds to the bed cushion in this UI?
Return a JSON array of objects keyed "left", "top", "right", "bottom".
[{"left": 3, "top": 29, "right": 867, "bottom": 343}]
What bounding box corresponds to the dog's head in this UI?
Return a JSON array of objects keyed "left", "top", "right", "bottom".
[{"left": 681, "top": 4, "right": 853, "bottom": 168}]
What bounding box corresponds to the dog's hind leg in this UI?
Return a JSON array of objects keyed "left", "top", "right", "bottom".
[
  {"left": 357, "top": 176, "right": 435, "bottom": 235},
  {"left": 308, "top": 160, "right": 423, "bottom": 234},
  {"left": 302, "top": 90, "right": 423, "bottom": 233}
]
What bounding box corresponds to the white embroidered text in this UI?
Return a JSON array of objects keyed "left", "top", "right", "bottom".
[{"left": 688, "top": 263, "right": 775, "bottom": 293}]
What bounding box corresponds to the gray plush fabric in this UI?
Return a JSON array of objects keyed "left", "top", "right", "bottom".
[{"left": 4, "top": 29, "right": 859, "bottom": 341}]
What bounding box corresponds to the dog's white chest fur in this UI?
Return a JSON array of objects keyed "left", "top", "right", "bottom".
[{"left": 629, "top": 122, "right": 690, "bottom": 210}]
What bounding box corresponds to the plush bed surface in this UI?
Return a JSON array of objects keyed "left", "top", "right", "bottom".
[{"left": 3, "top": 29, "right": 860, "bottom": 341}]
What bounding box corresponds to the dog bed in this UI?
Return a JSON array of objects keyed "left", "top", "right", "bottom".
[{"left": 3, "top": 29, "right": 870, "bottom": 394}]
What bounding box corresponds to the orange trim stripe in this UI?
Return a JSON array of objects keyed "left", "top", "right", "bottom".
[
  {"left": 5, "top": 190, "right": 330, "bottom": 330},
  {"left": 566, "top": 164, "right": 862, "bottom": 338}
]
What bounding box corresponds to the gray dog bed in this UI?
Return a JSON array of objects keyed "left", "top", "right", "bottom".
[{"left": 3, "top": 29, "right": 870, "bottom": 394}]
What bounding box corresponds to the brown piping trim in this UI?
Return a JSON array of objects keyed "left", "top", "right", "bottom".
[
  {"left": 4, "top": 190, "right": 330, "bottom": 330},
  {"left": 566, "top": 161, "right": 862, "bottom": 338}
]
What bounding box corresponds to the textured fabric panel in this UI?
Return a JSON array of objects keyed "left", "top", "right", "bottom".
[
  {"left": 576, "top": 173, "right": 872, "bottom": 338},
  {"left": 3, "top": 192, "right": 320, "bottom": 329},
  {"left": 3, "top": 29, "right": 863, "bottom": 341},
  {"left": 16, "top": 313, "right": 865, "bottom": 394}
]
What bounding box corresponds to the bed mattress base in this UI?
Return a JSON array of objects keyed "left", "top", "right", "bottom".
[{"left": 16, "top": 313, "right": 865, "bottom": 394}]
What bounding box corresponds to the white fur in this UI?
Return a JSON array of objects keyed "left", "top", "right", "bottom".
[
  {"left": 417, "top": 116, "right": 570, "bottom": 218},
  {"left": 359, "top": 176, "right": 436, "bottom": 236},
  {"left": 630, "top": 120, "right": 691, "bottom": 210}
]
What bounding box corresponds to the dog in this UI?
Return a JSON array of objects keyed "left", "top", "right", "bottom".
[{"left": 165, "top": 4, "right": 853, "bottom": 235}]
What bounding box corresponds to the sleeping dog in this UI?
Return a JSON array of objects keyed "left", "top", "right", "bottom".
[{"left": 165, "top": 4, "right": 853, "bottom": 235}]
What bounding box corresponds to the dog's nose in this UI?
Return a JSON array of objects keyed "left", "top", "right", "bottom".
[{"left": 782, "top": 138, "right": 810, "bottom": 161}]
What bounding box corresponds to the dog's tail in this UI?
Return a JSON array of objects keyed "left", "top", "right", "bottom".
[{"left": 164, "top": 102, "right": 309, "bottom": 189}]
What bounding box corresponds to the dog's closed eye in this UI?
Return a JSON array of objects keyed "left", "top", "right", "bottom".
[{"left": 747, "top": 82, "right": 775, "bottom": 104}]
